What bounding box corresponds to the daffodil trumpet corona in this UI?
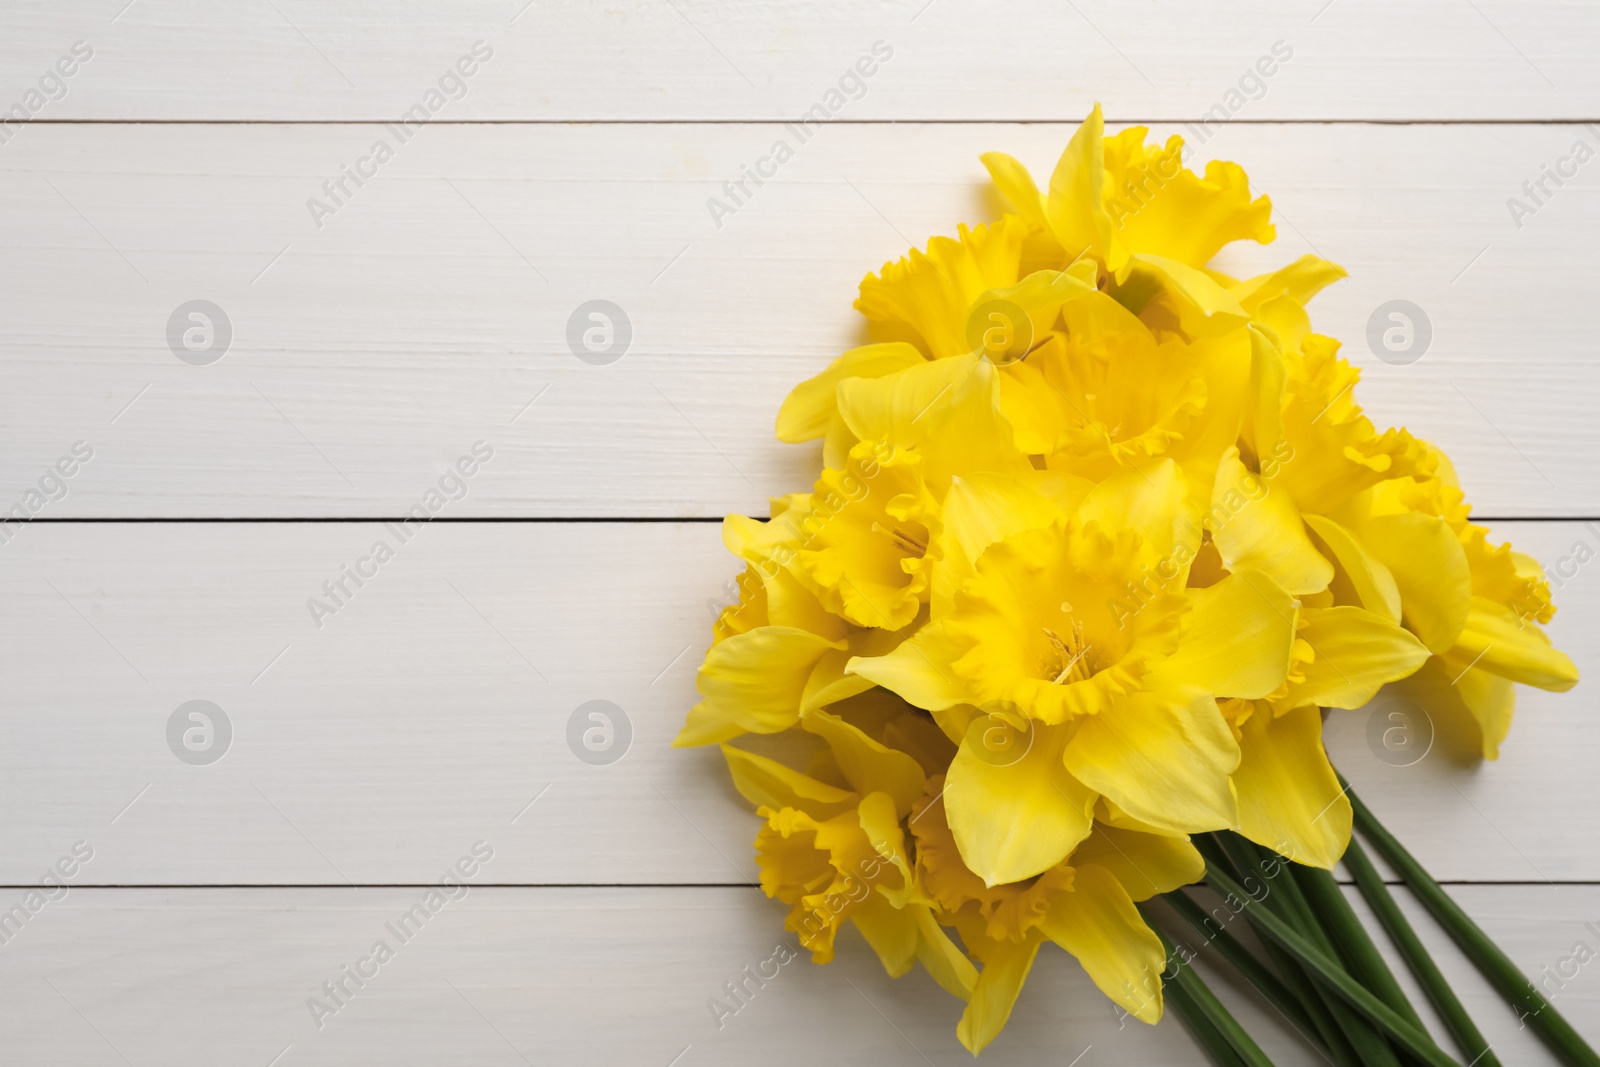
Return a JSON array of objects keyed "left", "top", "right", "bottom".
[{"left": 675, "top": 105, "right": 1579, "bottom": 1058}]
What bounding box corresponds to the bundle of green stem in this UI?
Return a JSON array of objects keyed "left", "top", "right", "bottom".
[{"left": 1147, "top": 779, "right": 1599, "bottom": 1066}]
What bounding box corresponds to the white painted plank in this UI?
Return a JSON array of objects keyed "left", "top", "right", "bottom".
[
  {"left": 2, "top": 1, "right": 1598, "bottom": 122},
  {"left": 0, "top": 884, "right": 1593, "bottom": 1065},
  {"left": 0, "top": 520, "right": 1594, "bottom": 885},
  {"left": 0, "top": 121, "right": 1596, "bottom": 517}
]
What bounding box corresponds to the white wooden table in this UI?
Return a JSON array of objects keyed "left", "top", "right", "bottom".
[{"left": 1, "top": 2, "right": 1597, "bottom": 1063}]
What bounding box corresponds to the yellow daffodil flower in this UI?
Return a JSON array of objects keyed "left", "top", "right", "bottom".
[
  {"left": 852, "top": 460, "right": 1303, "bottom": 885},
  {"left": 911, "top": 782, "right": 1201, "bottom": 1054},
  {"left": 678, "top": 103, "right": 1579, "bottom": 1055},
  {"left": 1356, "top": 461, "right": 1578, "bottom": 757}
]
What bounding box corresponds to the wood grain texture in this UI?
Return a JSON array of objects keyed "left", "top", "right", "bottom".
[
  {"left": 0, "top": 884, "right": 1592, "bottom": 1065},
  {"left": 0, "top": 122, "right": 1596, "bottom": 516},
  {"left": 0, "top": 520, "right": 1592, "bottom": 885},
  {"left": 1, "top": 1, "right": 1598, "bottom": 122},
  {"left": 5, "top": 6, "right": 1599, "bottom": 1062}
]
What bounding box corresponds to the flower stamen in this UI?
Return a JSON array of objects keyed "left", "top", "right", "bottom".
[
  {"left": 871, "top": 521, "right": 928, "bottom": 557},
  {"left": 1043, "top": 619, "right": 1096, "bottom": 684}
]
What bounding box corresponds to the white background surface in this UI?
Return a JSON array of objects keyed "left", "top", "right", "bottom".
[{"left": 0, "top": 2, "right": 1597, "bottom": 1064}]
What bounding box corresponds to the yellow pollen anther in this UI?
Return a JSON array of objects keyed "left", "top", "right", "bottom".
[
  {"left": 1042, "top": 619, "right": 1094, "bottom": 685},
  {"left": 871, "top": 521, "right": 928, "bottom": 557}
]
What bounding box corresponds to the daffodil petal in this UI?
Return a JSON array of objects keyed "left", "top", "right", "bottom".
[
  {"left": 1449, "top": 654, "right": 1518, "bottom": 760},
  {"left": 1234, "top": 703, "right": 1350, "bottom": 870},
  {"left": 1069, "top": 824, "right": 1204, "bottom": 901},
  {"left": 1286, "top": 605, "right": 1429, "bottom": 710},
  {"left": 974, "top": 268, "right": 1096, "bottom": 362},
  {"left": 1361, "top": 513, "right": 1472, "bottom": 655},
  {"left": 1394, "top": 655, "right": 1514, "bottom": 760},
  {"left": 1105, "top": 128, "right": 1274, "bottom": 269},
  {"left": 956, "top": 934, "right": 1043, "bottom": 1056},
  {"left": 800, "top": 648, "right": 878, "bottom": 715},
  {"left": 1039, "top": 863, "right": 1166, "bottom": 1024},
  {"left": 1453, "top": 597, "right": 1578, "bottom": 691},
  {"left": 850, "top": 892, "right": 919, "bottom": 978},
  {"left": 913, "top": 904, "right": 979, "bottom": 1000},
  {"left": 802, "top": 622, "right": 908, "bottom": 715},
  {"left": 1257, "top": 293, "right": 1312, "bottom": 357},
  {"left": 933, "top": 470, "right": 1081, "bottom": 616},
  {"left": 1304, "top": 513, "right": 1402, "bottom": 623},
  {"left": 1096, "top": 797, "right": 1189, "bottom": 838},
  {"left": 1046, "top": 102, "right": 1115, "bottom": 268},
  {"left": 719, "top": 744, "right": 860, "bottom": 819},
  {"left": 855, "top": 219, "right": 1031, "bottom": 360},
  {"left": 838, "top": 353, "right": 1030, "bottom": 493},
  {"left": 1209, "top": 447, "right": 1331, "bottom": 596},
  {"left": 847, "top": 620, "right": 970, "bottom": 711},
  {"left": 1230, "top": 254, "right": 1347, "bottom": 313},
  {"left": 801, "top": 710, "right": 927, "bottom": 817},
  {"left": 1072, "top": 457, "right": 1192, "bottom": 571},
  {"left": 980, "top": 151, "right": 1049, "bottom": 232},
  {"left": 837, "top": 351, "right": 979, "bottom": 445},
  {"left": 881, "top": 710, "right": 960, "bottom": 776},
  {"left": 945, "top": 720, "right": 1095, "bottom": 886},
  {"left": 674, "top": 704, "right": 749, "bottom": 747},
  {"left": 1119, "top": 253, "right": 1249, "bottom": 338},
  {"left": 721, "top": 513, "right": 849, "bottom": 639},
  {"left": 1155, "top": 569, "right": 1297, "bottom": 700},
  {"left": 1063, "top": 688, "right": 1239, "bottom": 834},
  {"left": 997, "top": 347, "right": 1070, "bottom": 455},
  {"left": 1276, "top": 338, "right": 1435, "bottom": 513},
  {"left": 776, "top": 342, "right": 926, "bottom": 443},
  {"left": 676, "top": 626, "right": 845, "bottom": 745},
  {"left": 822, "top": 411, "right": 857, "bottom": 471},
  {"left": 1245, "top": 324, "right": 1286, "bottom": 460}
]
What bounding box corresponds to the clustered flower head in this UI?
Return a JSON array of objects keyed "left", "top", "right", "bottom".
[{"left": 676, "top": 105, "right": 1578, "bottom": 1055}]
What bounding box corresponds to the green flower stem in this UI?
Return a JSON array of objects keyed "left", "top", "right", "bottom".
[
  {"left": 1150, "top": 923, "right": 1277, "bottom": 1067},
  {"left": 1194, "top": 831, "right": 1244, "bottom": 880},
  {"left": 1294, "top": 861, "right": 1427, "bottom": 1031},
  {"left": 1201, "top": 834, "right": 1363, "bottom": 1066},
  {"left": 1342, "top": 834, "right": 1502, "bottom": 1067},
  {"left": 1280, "top": 863, "right": 1408, "bottom": 1067},
  {"left": 1345, "top": 780, "right": 1600, "bottom": 1067},
  {"left": 1204, "top": 862, "right": 1463, "bottom": 1067},
  {"left": 1230, "top": 835, "right": 1405, "bottom": 1067},
  {"left": 1165, "top": 973, "right": 1249, "bottom": 1067},
  {"left": 1163, "top": 889, "right": 1324, "bottom": 1047},
  {"left": 1258, "top": 928, "right": 1366, "bottom": 1067}
]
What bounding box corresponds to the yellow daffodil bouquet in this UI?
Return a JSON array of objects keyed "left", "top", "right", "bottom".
[{"left": 676, "top": 106, "right": 1594, "bottom": 1066}]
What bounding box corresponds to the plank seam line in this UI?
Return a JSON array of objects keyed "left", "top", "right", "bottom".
[
  {"left": 15, "top": 517, "right": 727, "bottom": 524},
  {"left": 10, "top": 880, "right": 1593, "bottom": 890},
  {"left": 14, "top": 118, "right": 1600, "bottom": 127},
  {"left": 10, "top": 516, "right": 1588, "bottom": 525}
]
